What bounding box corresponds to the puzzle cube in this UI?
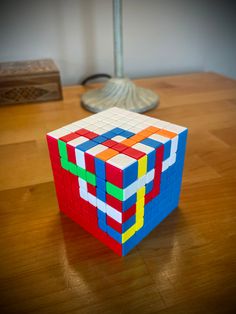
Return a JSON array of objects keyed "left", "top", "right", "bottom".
[{"left": 47, "top": 107, "right": 188, "bottom": 256}]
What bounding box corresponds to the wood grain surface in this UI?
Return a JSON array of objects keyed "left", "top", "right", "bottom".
[{"left": 0, "top": 72, "right": 236, "bottom": 314}]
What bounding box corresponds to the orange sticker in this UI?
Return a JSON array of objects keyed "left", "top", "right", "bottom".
[
  {"left": 156, "top": 129, "right": 177, "bottom": 138},
  {"left": 96, "top": 148, "right": 118, "bottom": 161}
]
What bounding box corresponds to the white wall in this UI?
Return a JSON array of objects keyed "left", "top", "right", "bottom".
[{"left": 0, "top": 0, "right": 235, "bottom": 85}]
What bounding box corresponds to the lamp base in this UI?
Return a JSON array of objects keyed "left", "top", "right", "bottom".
[{"left": 81, "top": 78, "right": 159, "bottom": 113}]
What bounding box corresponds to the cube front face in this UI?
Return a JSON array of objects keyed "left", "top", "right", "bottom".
[{"left": 47, "top": 108, "right": 187, "bottom": 256}]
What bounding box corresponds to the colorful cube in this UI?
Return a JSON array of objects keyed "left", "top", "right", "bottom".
[{"left": 46, "top": 107, "right": 188, "bottom": 256}]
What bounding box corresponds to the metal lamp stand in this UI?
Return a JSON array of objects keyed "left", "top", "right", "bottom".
[{"left": 81, "top": 0, "right": 159, "bottom": 113}]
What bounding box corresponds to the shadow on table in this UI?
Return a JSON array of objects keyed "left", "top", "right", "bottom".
[
  {"left": 59, "top": 207, "right": 184, "bottom": 256},
  {"left": 57, "top": 206, "right": 186, "bottom": 310}
]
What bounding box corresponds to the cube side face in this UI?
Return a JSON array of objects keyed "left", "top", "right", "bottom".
[
  {"left": 47, "top": 108, "right": 188, "bottom": 256},
  {"left": 122, "top": 128, "right": 188, "bottom": 255}
]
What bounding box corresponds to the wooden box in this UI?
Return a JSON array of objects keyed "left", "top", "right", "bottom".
[{"left": 0, "top": 59, "right": 63, "bottom": 105}]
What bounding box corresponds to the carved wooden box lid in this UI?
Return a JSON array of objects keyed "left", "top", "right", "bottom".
[{"left": 0, "top": 59, "right": 59, "bottom": 78}]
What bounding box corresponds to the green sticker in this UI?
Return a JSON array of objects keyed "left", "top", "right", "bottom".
[{"left": 106, "top": 182, "right": 124, "bottom": 201}]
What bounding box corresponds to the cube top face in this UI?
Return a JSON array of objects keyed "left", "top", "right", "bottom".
[{"left": 47, "top": 107, "right": 188, "bottom": 256}]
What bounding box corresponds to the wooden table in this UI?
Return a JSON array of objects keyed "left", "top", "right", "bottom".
[{"left": 0, "top": 73, "right": 236, "bottom": 314}]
